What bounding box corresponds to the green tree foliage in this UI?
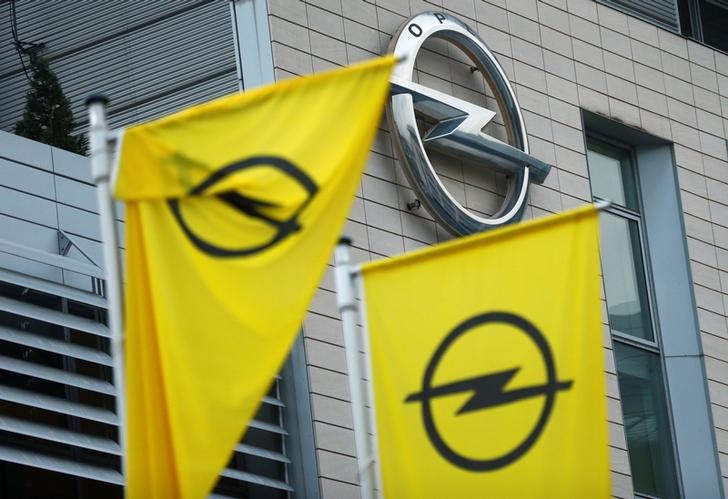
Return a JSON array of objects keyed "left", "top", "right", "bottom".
[{"left": 15, "top": 57, "right": 88, "bottom": 155}]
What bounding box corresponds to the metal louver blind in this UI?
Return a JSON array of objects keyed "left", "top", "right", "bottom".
[
  {"left": 598, "top": 0, "right": 681, "bottom": 32},
  {"left": 0, "top": 258, "right": 121, "bottom": 498},
  {"left": 0, "top": 242, "right": 294, "bottom": 498},
  {"left": 213, "top": 377, "right": 294, "bottom": 499},
  {"left": 0, "top": 0, "right": 239, "bottom": 135}
]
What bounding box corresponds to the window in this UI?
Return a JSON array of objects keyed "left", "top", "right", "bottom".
[
  {"left": 599, "top": 0, "right": 681, "bottom": 32},
  {"left": 0, "top": 277, "right": 123, "bottom": 499},
  {"left": 678, "top": 0, "right": 728, "bottom": 53},
  {"left": 0, "top": 242, "right": 316, "bottom": 499},
  {"left": 598, "top": 0, "right": 728, "bottom": 53},
  {"left": 587, "top": 137, "right": 680, "bottom": 498}
]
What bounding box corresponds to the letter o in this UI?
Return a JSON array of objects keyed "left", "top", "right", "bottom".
[{"left": 408, "top": 23, "right": 423, "bottom": 37}]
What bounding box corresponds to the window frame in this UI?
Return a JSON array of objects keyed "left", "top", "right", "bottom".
[
  {"left": 600, "top": 203, "right": 662, "bottom": 352},
  {"left": 586, "top": 133, "right": 684, "bottom": 498},
  {"left": 677, "top": 0, "right": 728, "bottom": 53}
]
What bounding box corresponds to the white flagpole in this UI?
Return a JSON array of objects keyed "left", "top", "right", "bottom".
[
  {"left": 354, "top": 270, "right": 384, "bottom": 496},
  {"left": 86, "top": 95, "right": 127, "bottom": 492},
  {"left": 334, "top": 237, "right": 377, "bottom": 499}
]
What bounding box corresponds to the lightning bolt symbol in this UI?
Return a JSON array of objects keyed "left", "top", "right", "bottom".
[
  {"left": 390, "top": 76, "right": 551, "bottom": 183},
  {"left": 405, "top": 367, "right": 573, "bottom": 415}
]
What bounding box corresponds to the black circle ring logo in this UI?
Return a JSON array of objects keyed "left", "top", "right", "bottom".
[
  {"left": 405, "top": 311, "right": 572, "bottom": 471},
  {"left": 168, "top": 156, "right": 318, "bottom": 258}
]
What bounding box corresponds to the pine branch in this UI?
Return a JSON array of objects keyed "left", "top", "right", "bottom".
[{"left": 14, "top": 57, "right": 88, "bottom": 155}]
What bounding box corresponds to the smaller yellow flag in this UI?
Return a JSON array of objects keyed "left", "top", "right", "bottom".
[{"left": 361, "top": 205, "right": 609, "bottom": 498}]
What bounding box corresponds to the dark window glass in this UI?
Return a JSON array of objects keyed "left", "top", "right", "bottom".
[
  {"left": 698, "top": 0, "right": 728, "bottom": 53},
  {"left": 0, "top": 461, "right": 122, "bottom": 499},
  {"left": 614, "top": 343, "right": 679, "bottom": 498}
]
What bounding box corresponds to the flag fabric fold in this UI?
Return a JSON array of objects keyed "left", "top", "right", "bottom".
[
  {"left": 360, "top": 205, "right": 610, "bottom": 498},
  {"left": 115, "top": 55, "right": 395, "bottom": 499}
]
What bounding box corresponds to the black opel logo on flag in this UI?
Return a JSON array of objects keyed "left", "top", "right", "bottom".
[
  {"left": 169, "top": 156, "right": 318, "bottom": 257},
  {"left": 405, "top": 311, "right": 572, "bottom": 471}
]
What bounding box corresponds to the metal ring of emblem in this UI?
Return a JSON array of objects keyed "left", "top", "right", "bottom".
[{"left": 387, "top": 12, "right": 531, "bottom": 235}]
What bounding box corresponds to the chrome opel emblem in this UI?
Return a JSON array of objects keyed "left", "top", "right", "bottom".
[{"left": 387, "top": 12, "right": 552, "bottom": 235}]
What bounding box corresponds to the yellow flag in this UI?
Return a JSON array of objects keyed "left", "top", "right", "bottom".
[
  {"left": 361, "top": 205, "right": 609, "bottom": 498},
  {"left": 115, "top": 56, "right": 395, "bottom": 499}
]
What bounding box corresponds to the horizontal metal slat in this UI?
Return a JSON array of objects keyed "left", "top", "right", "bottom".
[
  {"left": 0, "top": 296, "right": 110, "bottom": 338},
  {"left": 0, "top": 384, "right": 117, "bottom": 425},
  {"left": 0, "top": 414, "right": 120, "bottom": 455},
  {"left": 0, "top": 324, "right": 113, "bottom": 366},
  {"left": 248, "top": 419, "right": 287, "bottom": 435},
  {"left": 235, "top": 443, "right": 290, "bottom": 464},
  {"left": 261, "top": 396, "right": 284, "bottom": 408},
  {"left": 102, "top": 69, "right": 237, "bottom": 131},
  {"left": 6, "top": 2, "right": 202, "bottom": 77},
  {"left": 0, "top": 267, "right": 107, "bottom": 308},
  {"left": 220, "top": 467, "right": 293, "bottom": 492},
  {"left": 600, "top": 0, "right": 679, "bottom": 30},
  {"left": 0, "top": 239, "right": 105, "bottom": 279},
  {"left": 0, "top": 355, "right": 115, "bottom": 396},
  {"left": 0, "top": 443, "right": 123, "bottom": 485}
]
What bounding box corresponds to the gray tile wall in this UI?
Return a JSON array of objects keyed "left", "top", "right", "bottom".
[{"left": 265, "top": 0, "right": 728, "bottom": 497}]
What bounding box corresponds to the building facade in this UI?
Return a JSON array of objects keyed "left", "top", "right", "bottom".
[{"left": 1, "top": 0, "right": 728, "bottom": 497}]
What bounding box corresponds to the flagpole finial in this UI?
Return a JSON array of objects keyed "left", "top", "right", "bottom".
[
  {"left": 594, "top": 199, "right": 612, "bottom": 211},
  {"left": 85, "top": 94, "right": 109, "bottom": 107}
]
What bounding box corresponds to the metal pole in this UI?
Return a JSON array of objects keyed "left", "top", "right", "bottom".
[
  {"left": 86, "top": 95, "right": 127, "bottom": 491},
  {"left": 354, "top": 274, "right": 383, "bottom": 496},
  {"left": 334, "top": 237, "right": 376, "bottom": 499}
]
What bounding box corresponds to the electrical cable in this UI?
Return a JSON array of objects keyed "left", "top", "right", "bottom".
[{"left": 9, "top": 0, "right": 40, "bottom": 82}]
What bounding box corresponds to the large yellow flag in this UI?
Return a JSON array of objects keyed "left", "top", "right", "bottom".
[
  {"left": 114, "top": 56, "right": 395, "bottom": 499},
  {"left": 361, "top": 205, "right": 609, "bottom": 498}
]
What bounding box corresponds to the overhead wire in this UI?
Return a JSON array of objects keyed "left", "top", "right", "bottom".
[{"left": 9, "top": 0, "right": 41, "bottom": 81}]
